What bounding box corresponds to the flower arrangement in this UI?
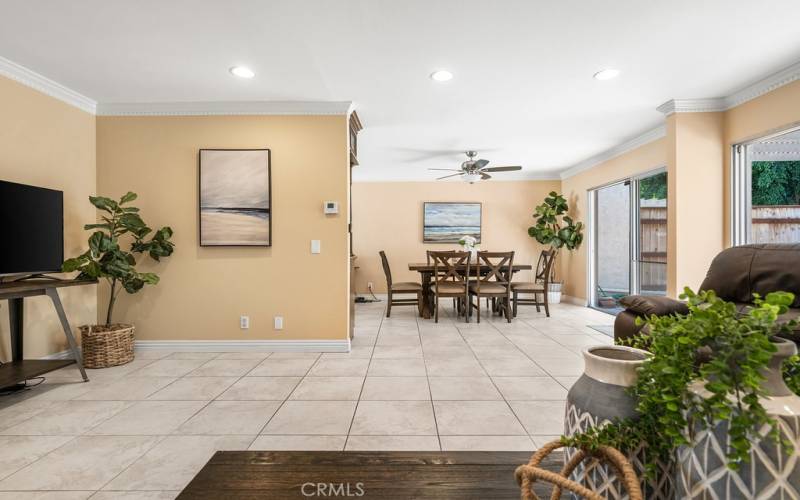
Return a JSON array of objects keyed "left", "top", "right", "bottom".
[{"left": 458, "top": 235, "right": 478, "bottom": 255}]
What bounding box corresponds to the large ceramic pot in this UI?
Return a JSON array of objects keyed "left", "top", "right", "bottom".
[
  {"left": 564, "top": 345, "right": 674, "bottom": 499},
  {"left": 677, "top": 338, "right": 800, "bottom": 499}
]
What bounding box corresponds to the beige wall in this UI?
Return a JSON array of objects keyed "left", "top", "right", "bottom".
[
  {"left": 668, "top": 112, "right": 725, "bottom": 295},
  {"left": 96, "top": 115, "right": 350, "bottom": 341},
  {"left": 352, "top": 180, "right": 560, "bottom": 294},
  {"left": 0, "top": 75, "right": 96, "bottom": 358},
  {"left": 560, "top": 138, "right": 667, "bottom": 300}
]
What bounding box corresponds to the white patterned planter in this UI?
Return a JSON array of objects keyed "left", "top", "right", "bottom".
[
  {"left": 564, "top": 345, "right": 674, "bottom": 499},
  {"left": 677, "top": 338, "right": 800, "bottom": 499}
]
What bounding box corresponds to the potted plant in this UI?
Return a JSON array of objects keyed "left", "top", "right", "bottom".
[
  {"left": 563, "top": 288, "right": 800, "bottom": 498},
  {"left": 527, "top": 191, "right": 583, "bottom": 303},
  {"left": 62, "top": 192, "right": 174, "bottom": 368}
]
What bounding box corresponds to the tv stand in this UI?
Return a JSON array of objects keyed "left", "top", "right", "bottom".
[{"left": 0, "top": 278, "right": 97, "bottom": 386}]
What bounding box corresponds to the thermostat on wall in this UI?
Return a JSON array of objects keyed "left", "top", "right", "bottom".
[{"left": 324, "top": 201, "right": 339, "bottom": 214}]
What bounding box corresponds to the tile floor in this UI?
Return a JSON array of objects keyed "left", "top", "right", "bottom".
[{"left": 0, "top": 301, "right": 613, "bottom": 498}]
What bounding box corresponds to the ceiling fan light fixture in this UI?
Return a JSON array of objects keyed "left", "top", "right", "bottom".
[
  {"left": 462, "top": 172, "right": 482, "bottom": 183},
  {"left": 430, "top": 70, "right": 454, "bottom": 82}
]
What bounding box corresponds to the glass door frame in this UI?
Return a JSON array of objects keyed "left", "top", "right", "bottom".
[
  {"left": 587, "top": 166, "right": 667, "bottom": 313},
  {"left": 731, "top": 123, "right": 800, "bottom": 246}
]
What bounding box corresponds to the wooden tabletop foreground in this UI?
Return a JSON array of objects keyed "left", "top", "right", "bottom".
[{"left": 178, "top": 450, "right": 563, "bottom": 499}]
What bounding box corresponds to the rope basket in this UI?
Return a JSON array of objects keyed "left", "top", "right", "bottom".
[
  {"left": 80, "top": 324, "right": 135, "bottom": 369},
  {"left": 515, "top": 439, "right": 643, "bottom": 500}
]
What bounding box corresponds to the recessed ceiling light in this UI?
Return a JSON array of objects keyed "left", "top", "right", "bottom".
[
  {"left": 430, "top": 70, "right": 454, "bottom": 82},
  {"left": 229, "top": 66, "right": 255, "bottom": 79},
  {"left": 593, "top": 68, "right": 620, "bottom": 81}
]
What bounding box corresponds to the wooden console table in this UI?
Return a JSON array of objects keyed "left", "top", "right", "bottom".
[
  {"left": 179, "top": 450, "right": 560, "bottom": 499},
  {"left": 0, "top": 278, "right": 96, "bottom": 386}
]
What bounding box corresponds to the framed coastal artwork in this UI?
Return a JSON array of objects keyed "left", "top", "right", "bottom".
[
  {"left": 423, "top": 202, "right": 481, "bottom": 243},
  {"left": 199, "top": 149, "right": 271, "bottom": 246}
]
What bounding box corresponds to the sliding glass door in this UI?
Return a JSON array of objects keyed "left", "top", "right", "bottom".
[
  {"left": 732, "top": 126, "right": 800, "bottom": 245},
  {"left": 635, "top": 171, "right": 667, "bottom": 296},
  {"left": 590, "top": 169, "right": 667, "bottom": 313},
  {"left": 593, "top": 181, "right": 631, "bottom": 313}
]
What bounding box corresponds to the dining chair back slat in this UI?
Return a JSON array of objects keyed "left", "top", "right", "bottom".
[{"left": 428, "top": 250, "right": 471, "bottom": 323}]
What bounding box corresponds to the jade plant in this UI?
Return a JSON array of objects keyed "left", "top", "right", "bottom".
[
  {"left": 62, "top": 192, "right": 174, "bottom": 325},
  {"left": 564, "top": 288, "right": 797, "bottom": 475},
  {"left": 528, "top": 191, "right": 583, "bottom": 279}
]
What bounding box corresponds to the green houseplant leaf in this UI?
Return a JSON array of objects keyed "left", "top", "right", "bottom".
[
  {"left": 62, "top": 192, "right": 175, "bottom": 325},
  {"left": 528, "top": 191, "right": 584, "bottom": 280}
]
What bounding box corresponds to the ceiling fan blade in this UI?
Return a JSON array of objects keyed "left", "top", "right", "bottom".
[
  {"left": 480, "top": 166, "right": 522, "bottom": 172},
  {"left": 436, "top": 173, "right": 465, "bottom": 180},
  {"left": 427, "top": 168, "right": 463, "bottom": 171},
  {"left": 473, "top": 159, "right": 490, "bottom": 169},
  {"left": 480, "top": 172, "right": 492, "bottom": 180}
]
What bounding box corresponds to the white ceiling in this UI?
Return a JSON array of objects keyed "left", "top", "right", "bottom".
[{"left": 2, "top": 0, "right": 800, "bottom": 181}]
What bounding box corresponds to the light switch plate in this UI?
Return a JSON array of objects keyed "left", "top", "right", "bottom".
[
  {"left": 240, "top": 315, "right": 250, "bottom": 329},
  {"left": 311, "top": 240, "right": 321, "bottom": 254},
  {"left": 274, "top": 316, "right": 284, "bottom": 330}
]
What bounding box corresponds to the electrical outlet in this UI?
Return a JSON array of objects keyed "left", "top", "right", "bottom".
[
  {"left": 311, "top": 240, "right": 321, "bottom": 254},
  {"left": 240, "top": 315, "right": 250, "bottom": 329},
  {"left": 367, "top": 282, "right": 374, "bottom": 290},
  {"left": 274, "top": 316, "right": 284, "bottom": 330}
]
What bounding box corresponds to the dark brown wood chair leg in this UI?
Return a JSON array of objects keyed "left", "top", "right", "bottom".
[
  {"left": 434, "top": 295, "right": 439, "bottom": 323},
  {"left": 386, "top": 291, "right": 392, "bottom": 318},
  {"left": 417, "top": 292, "right": 423, "bottom": 317},
  {"left": 476, "top": 294, "right": 481, "bottom": 323},
  {"left": 535, "top": 292, "right": 541, "bottom": 313},
  {"left": 505, "top": 297, "right": 512, "bottom": 323},
  {"left": 543, "top": 292, "right": 550, "bottom": 318},
  {"left": 512, "top": 291, "right": 518, "bottom": 318}
]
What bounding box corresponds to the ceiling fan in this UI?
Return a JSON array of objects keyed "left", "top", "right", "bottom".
[{"left": 429, "top": 151, "right": 522, "bottom": 183}]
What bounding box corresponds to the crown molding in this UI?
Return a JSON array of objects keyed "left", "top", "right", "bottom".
[
  {"left": 0, "top": 56, "right": 96, "bottom": 114},
  {"left": 656, "top": 98, "right": 726, "bottom": 115},
  {"left": 559, "top": 125, "right": 666, "bottom": 180},
  {"left": 657, "top": 60, "right": 800, "bottom": 116},
  {"left": 97, "top": 100, "right": 353, "bottom": 116},
  {"left": 725, "top": 59, "right": 800, "bottom": 109}
]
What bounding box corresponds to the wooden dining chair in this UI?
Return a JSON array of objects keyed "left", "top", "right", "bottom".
[
  {"left": 468, "top": 251, "right": 515, "bottom": 323},
  {"left": 512, "top": 250, "right": 555, "bottom": 318},
  {"left": 429, "top": 250, "right": 471, "bottom": 323},
  {"left": 379, "top": 251, "right": 423, "bottom": 318}
]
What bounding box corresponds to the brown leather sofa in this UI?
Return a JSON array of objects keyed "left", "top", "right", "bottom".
[{"left": 614, "top": 244, "right": 800, "bottom": 343}]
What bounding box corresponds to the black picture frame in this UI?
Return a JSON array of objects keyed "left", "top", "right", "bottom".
[
  {"left": 199, "top": 148, "right": 272, "bottom": 247},
  {"left": 422, "top": 202, "right": 482, "bottom": 244}
]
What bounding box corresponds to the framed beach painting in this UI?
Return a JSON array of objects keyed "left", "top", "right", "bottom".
[
  {"left": 199, "top": 149, "right": 271, "bottom": 246},
  {"left": 423, "top": 202, "right": 481, "bottom": 243}
]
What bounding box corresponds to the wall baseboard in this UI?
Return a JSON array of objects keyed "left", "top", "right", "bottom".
[
  {"left": 133, "top": 339, "right": 351, "bottom": 353},
  {"left": 40, "top": 349, "right": 76, "bottom": 360},
  {"left": 39, "top": 339, "right": 352, "bottom": 359},
  {"left": 560, "top": 294, "right": 588, "bottom": 306}
]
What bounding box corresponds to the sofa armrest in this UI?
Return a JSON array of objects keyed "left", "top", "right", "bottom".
[{"left": 618, "top": 295, "right": 689, "bottom": 317}]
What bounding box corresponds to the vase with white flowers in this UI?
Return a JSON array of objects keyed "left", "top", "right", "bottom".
[{"left": 458, "top": 235, "right": 479, "bottom": 259}]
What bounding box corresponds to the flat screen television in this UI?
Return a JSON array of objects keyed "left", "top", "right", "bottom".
[{"left": 0, "top": 180, "right": 64, "bottom": 276}]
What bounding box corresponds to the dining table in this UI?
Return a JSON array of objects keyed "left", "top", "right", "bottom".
[{"left": 408, "top": 262, "right": 533, "bottom": 319}]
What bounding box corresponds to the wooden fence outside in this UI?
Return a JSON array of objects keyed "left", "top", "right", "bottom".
[
  {"left": 637, "top": 205, "right": 800, "bottom": 291},
  {"left": 752, "top": 205, "right": 800, "bottom": 243},
  {"left": 640, "top": 207, "right": 667, "bottom": 292}
]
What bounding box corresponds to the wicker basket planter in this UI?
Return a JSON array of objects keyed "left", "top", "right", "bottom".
[{"left": 80, "top": 324, "right": 135, "bottom": 368}]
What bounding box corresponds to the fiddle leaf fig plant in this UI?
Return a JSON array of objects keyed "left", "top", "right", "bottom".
[
  {"left": 563, "top": 288, "right": 797, "bottom": 476},
  {"left": 62, "top": 192, "right": 175, "bottom": 325},
  {"left": 528, "top": 191, "right": 583, "bottom": 279}
]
